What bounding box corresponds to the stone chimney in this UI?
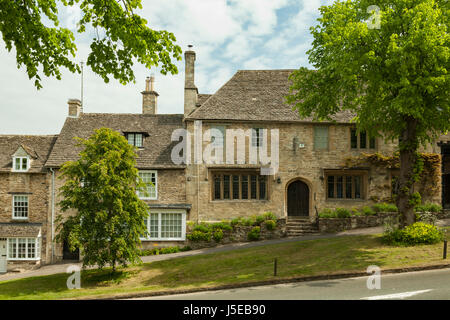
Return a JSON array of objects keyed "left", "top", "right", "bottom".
[
  {"left": 184, "top": 45, "right": 198, "bottom": 117},
  {"left": 68, "top": 99, "right": 82, "bottom": 117},
  {"left": 142, "top": 75, "right": 158, "bottom": 114}
]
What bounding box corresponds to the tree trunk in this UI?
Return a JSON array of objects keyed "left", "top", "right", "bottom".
[{"left": 396, "top": 117, "right": 419, "bottom": 228}]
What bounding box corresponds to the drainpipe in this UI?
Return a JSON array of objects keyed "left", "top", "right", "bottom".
[{"left": 49, "top": 168, "right": 55, "bottom": 264}]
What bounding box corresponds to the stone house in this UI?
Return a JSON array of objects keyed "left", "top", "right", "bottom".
[
  {"left": 0, "top": 135, "right": 57, "bottom": 272},
  {"left": 1, "top": 48, "right": 449, "bottom": 270}
]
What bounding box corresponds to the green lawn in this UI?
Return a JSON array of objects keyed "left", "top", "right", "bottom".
[{"left": 1, "top": 232, "right": 449, "bottom": 300}]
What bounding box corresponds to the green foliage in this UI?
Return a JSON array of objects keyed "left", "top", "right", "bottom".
[
  {"left": 187, "top": 230, "right": 211, "bottom": 242},
  {"left": 383, "top": 222, "right": 444, "bottom": 245},
  {"left": 372, "top": 203, "right": 398, "bottom": 213},
  {"left": 335, "top": 208, "right": 351, "bottom": 218},
  {"left": 361, "top": 206, "right": 376, "bottom": 216},
  {"left": 0, "top": 1, "right": 182, "bottom": 89},
  {"left": 409, "top": 192, "right": 422, "bottom": 207},
  {"left": 416, "top": 211, "right": 439, "bottom": 226},
  {"left": 213, "top": 229, "right": 224, "bottom": 243},
  {"left": 264, "top": 220, "right": 277, "bottom": 230},
  {"left": 138, "top": 246, "right": 191, "bottom": 256},
  {"left": 286, "top": 0, "right": 449, "bottom": 227},
  {"left": 247, "top": 226, "right": 261, "bottom": 241},
  {"left": 415, "top": 202, "right": 442, "bottom": 213},
  {"left": 318, "top": 208, "right": 336, "bottom": 218},
  {"left": 262, "top": 212, "right": 277, "bottom": 221},
  {"left": 351, "top": 208, "right": 362, "bottom": 217},
  {"left": 56, "top": 127, "right": 148, "bottom": 272}
]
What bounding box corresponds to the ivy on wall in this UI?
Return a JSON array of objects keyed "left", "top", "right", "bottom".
[{"left": 343, "top": 152, "right": 441, "bottom": 199}]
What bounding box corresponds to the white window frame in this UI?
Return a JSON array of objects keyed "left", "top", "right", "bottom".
[
  {"left": 137, "top": 170, "right": 158, "bottom": 200},
  {"left": 12, "top": 156, "right": 30, "bottom": 172},
  {"left": 12, "top": 195, "right": 29, "bottom": 220},
  {"left": 140, "top": 209, "right": 186, "bottom": 241},
  {"left": 6, "top": 237, "right": 41, "bottom": 261},
  {"left": 251, "top": 128, "right": 264, "bottom": 147}
]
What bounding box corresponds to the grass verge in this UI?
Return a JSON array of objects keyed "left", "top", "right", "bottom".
[{"left": 1, "top": 231, "right": 449, "bottom": 300}]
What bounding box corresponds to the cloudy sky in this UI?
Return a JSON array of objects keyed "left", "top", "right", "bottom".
[{"left": 0, "top": 0, "right": 332, "bottom": 135}]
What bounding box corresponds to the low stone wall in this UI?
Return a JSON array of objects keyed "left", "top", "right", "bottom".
[
  {"left": 318, "top": 212, "right": 398, "bottom": 233},
  {"left": 185, "top": 219, "right": 287, "bottom": 250},
  {"left": 7, "top": 260, "right": 41, "bottom": 273}
]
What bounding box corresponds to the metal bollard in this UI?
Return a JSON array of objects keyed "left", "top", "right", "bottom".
[
  {"left": 444, "top": 240, "right": 447, "bottom": 260},
  {"left": 274, "top": 258, "right": 278, "bottom": 276}
]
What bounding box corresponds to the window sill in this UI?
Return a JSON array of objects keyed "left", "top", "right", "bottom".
[
  {"left": 11, "top": 217, "right": 29, "bottom": 221},
  {"left": 7, "top": 258, "right": 40, "bottom": 261},
  {"left": 211, "top": 199, "right": 269, "bottom": 203},
  {"left": 140, "top": 238, "right": 185, "bottom": 242},
  {"left": 326, "top": 198, "right": 365, "bottom": 201}
]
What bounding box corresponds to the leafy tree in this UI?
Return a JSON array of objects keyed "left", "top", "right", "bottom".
[
  {"left": 0, "top": 0, "right": 182, "bottom": 89},
  {"left": 56, "top": 127, "right": 149, "bottom": 272},
  {"left": 287, "top": 0, "right": 449, "bottom": 227}
]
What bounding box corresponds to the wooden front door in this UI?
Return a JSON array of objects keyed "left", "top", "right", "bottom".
[{"left": 287, "top": 180, "right": 309, "bottom": 216}]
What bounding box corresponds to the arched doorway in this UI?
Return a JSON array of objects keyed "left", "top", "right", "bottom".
[{"left": 287, "top": 180, "right": 310, "bottom": 217}]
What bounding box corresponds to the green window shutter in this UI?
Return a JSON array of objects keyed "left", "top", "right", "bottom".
[{"left": 314, "top": 126, "right": 328, "bottom": 150}]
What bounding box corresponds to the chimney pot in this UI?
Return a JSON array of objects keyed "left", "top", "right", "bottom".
[
  {"left": 142, "top": 76, "right": 158, "bottom": 115},
  {"left": 68, "top": 99, "right": 82, "bottom": 118},
  {"left": 184, "top": 46, "right": 198, "bottom": 116}
]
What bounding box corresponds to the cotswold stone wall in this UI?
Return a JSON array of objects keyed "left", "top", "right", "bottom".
[
  {"left": 318, "top": 212, "right": 398, "bottom": 233},
  {"left": 0, "top": 172, "right": 51, "bottom": 265},
  {"left": 185, "top": 120, "right": 403, "bottom": 222},
  {"left": 185, "top": 219, "right": 287, "bottom": 250}
]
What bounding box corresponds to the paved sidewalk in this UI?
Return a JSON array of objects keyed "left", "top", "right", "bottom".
[{"left": 1, "top": 219, "right": 448, "bottom": 282}]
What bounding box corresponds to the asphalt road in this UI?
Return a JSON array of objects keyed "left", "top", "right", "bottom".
[{"left": 134, "top": 268, "right": 450, "bottom": 300}]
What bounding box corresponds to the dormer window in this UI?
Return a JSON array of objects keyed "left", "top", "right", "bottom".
[
  {"left": 13, "top": 156, "right": 29, "bottom": 172},
  {"left": 126, "top": 133, "right": 144, "bottom": 148}
]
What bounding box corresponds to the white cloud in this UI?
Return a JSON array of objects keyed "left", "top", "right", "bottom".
[{"left": 0, "top": 0, "right": 327, "bottom": 134}]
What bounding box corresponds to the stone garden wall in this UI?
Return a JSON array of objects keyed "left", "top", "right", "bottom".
[
  {"left": 318, "top": 212, "right": 398, "bottom": 233},
  {"left": 185, "top": 219, "right": 287, "bottom": 250}
]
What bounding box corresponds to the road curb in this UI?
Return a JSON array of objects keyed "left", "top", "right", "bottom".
[{"left": 77, "top": 263, "right": 450, "bottom": 300}]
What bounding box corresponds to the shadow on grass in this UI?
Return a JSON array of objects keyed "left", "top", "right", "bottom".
[
  {"left": 0, "top": 268, "right": 136, "bottom": 299},
  {"left": 0, "top": 234, "right": 445, "bottom": 299}
]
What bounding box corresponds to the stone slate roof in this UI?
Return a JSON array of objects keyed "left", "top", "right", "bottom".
[
  {"left": 45, "top": 113, "right": 185, "bottom": 169},
  {"left": 196, "top": 94, "right": 212, "bottom": 107},
  {"left": 0, "top": 135, "right": 58, "bottom": 173},
  {"left": 187, "top": 69, "right": 355, "bottom": 123},
  {"left": 0, "top": 223, "right": 42, "bottom": 237}
]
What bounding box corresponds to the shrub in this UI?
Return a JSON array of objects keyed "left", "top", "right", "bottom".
[
  {"left": 213, "top": 229, "right": 224, "bottom": 242},
  {"left": 318, "top": 208, "right": 336, "bottom": 218},
  {"left": 255, "top": 215, "right": 266, "bottom": 225},
  {"left": 139, "top": 246, "right": 188, "bottom": 256},
  {"left": 265, "top": 219, "right": 276, "bottom": 230},
  {"left": 262, "top": 212, "right": 277, "bottom": 221},
  {"left": 187, "top": 230, "right": 211, "bottom": 242},
  {"left": 210, "top": 222, "right": 232, "bottom": 231},
  {"left": 415, "top": 202, "right": 442, "bottom": 213},
  {"left": 351, "top": 207, "right": 361, "bottom": 216},
  {"left": 383, "top": 222, "right": 444, "bottom": 245},
  {"left": 335, "top": 207, "right": 351, "bottom": 218},
  {"left": 242, "top": 217, "right": 256, "bottom": 226},
  {"left": 361, "top": 206, "right": 376, "bottom": 216},
  {"left": 193, "top": 223, "right": 210, "bottom": 233},
  {"left": 372, "top": 203, "right": 398, "bottom": 213},
  {"left": 230, "top": 218, "right": 241, "bottom": 227},
  {"left": 247, "top": 226, "right": 261, "bottom": 241}
]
